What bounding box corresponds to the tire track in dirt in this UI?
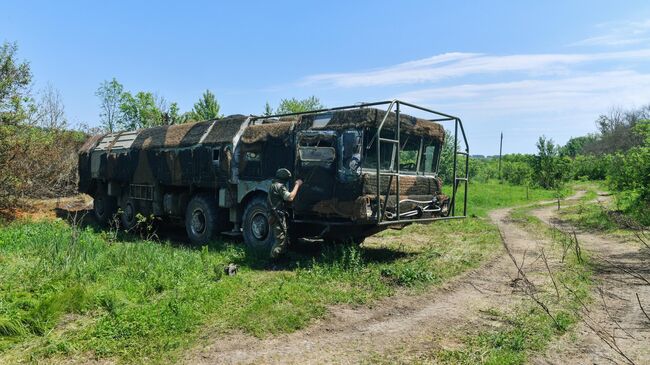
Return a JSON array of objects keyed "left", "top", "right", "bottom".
[
  {"left": 531, "top": 194, "right": 650, "bottom": 365},
  {"left": 182, "top": 193, "right": 584, "bottom": 364}
]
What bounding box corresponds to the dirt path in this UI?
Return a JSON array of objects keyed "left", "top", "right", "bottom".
[
  {"left": 531, "top": 194, "right": 650, "bottom": 365},
  {"left": 184, "top": 192, "right": 649, "bottom": 364}
]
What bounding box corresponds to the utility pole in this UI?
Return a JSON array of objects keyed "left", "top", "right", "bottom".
[{"left": 498, "top": 132, "right": 503, "bottom": 181}]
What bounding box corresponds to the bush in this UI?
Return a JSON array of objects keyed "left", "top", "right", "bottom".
[
  {"left": 608, "top": 147, "right": 650, "bottom": 202},
  {"left": 534, "top": 137, "right": 571, "bottom": 189},
  {"left": 502, "top": 161, "right": 533, "bottom": 186},
  {"left": 571, "top": 154, "right": 610, "bottom": 180},
  {"left": 0, "top": 125, "right": 85, "bottom": 207},
  {"left": 468, "top": 158, "right": 498, "bottom": 183}
]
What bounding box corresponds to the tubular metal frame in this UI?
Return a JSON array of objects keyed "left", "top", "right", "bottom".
[{"left": 252, "top": 99, "right": 470, "bottom": 225}]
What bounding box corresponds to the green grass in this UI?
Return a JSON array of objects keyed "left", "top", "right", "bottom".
[
  {"left": 0, "top": 181, "right": 559, "bottom": 363},
  {"left": 557, "top": 181, "right": 635, "bottom": 233},
  {"left": 559, "top": 180, "right": 650, "bottom": 231},
  {"left": 454, "top": 180, "right": 563, "bottom": 218}
]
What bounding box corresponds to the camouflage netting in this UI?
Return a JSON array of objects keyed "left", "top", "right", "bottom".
[
  {"left": 201, "top": 115, "right": 248, "bottom": 144},
  {"left": 297, "top": 108, "right": 445, "bottom": 143},
  {"left": 135, "top": 121, "right": 211, "bottom": 149},
  {"left": 362, "top": 174, "right": 441, "bottom": 196},
  {"left": 79, "top": 115, "right": 249, "bottom": 154},
  {"left": 135, "top": 115, "right": 248, "bottom": 149},
  {"left": 240, "top": 122, "right": 294, "bottom": 144},
  {"left": 78, "top": 134, "right": 103, "bottom": 154}
]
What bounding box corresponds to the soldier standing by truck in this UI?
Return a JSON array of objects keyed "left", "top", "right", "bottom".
[{"left": 268, "top": 168, "right": 303, "bottom": 258}]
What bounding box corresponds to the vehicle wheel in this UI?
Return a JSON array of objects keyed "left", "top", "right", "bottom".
[
  {"left": 185, "top": 194, "right": 220, "bottom": 245},
  {"left": 120, "top": 197, "right": 139, "bottom": 230},
  {"left": 242, "top": 195, "right": 276, "bottom": 255},
  {"left": 93, "top": 188, "right": 117, "bottom": 225}
]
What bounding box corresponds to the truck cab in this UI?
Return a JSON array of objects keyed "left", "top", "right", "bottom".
[{"left": 236, "top": 101, "right": 468, "bottom": 250}]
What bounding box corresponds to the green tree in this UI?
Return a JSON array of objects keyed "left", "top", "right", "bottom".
[
  {"left": 559, "top": 135, "right": 598, "bottom": 157},
  {"left": 165, "top": 102, "right": 183, "bottom": 125},
  {"left": 607, "top": 119, "right": 650, "bottom": 211},
  {"left": 534, "top": 136, "right": 571, "bottom": 189},
  {"left": 188, "top": 89, "right": 222, "bottom": 121},
  {"left": 502, "top": 161, "right": 533, "bottom": 185},
  {"left": 95, "top": 78, "right": 124, "bottom": 132},
  {"left": 0, "top": 41, "right": 32, "bottom": 205},
  {"left": 263, "top": 101, "right": 273, "bottom": 116},
  {"left": 275, "top": 96, "right": 324, "bottom": 114},
  {"left": 438, "top": 128, "right": 460, "bottom": 184},
  {"left": 118, "top": 91, "right": 165, "bottom": 130},
  {"left": 0, "top": 42, "right": 32, "bottom": 125},
  {"left": 635, "top": 119, "right": 650, "bottom": 145}
]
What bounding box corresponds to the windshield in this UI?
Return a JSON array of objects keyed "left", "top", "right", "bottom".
[
  {"left": 297, "top": 131, "right": 337, "bottom": 169},
  {"left": 338, "top": 130, "right": 363, "bottom": 182},
  {"left": 362, "top": 128, "right": 440, "bottom": 175}
]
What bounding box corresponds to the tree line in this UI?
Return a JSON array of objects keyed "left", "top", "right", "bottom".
[
  {"left": 96, "top": 79, "right": 324, "bottom": 132},
  {"left": 464, "top": 106, "right": 649, "bottom": 224}
]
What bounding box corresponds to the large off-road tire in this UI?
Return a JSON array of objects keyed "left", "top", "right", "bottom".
[
  {"left": 93, "top": 189, "right": 117, "bottom": 225},
  {"left": 185, "top": 194, "right": 221, "bottom": 245},
  {"left": 242, "top": 195, "right": 276, "bottom": 256},
  {"left": 120, "top": 197, "right": 139, "bottom": 231}
]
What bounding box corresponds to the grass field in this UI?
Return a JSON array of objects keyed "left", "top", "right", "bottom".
[{"left": 0, "top": 181, "right": 559, "bottom": 364}]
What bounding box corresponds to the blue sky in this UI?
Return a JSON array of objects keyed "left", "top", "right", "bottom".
[{"left": 2, "top": 1, "right": 650, "bottom": 154}]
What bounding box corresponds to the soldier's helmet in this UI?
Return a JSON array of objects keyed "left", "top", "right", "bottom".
[{"left": 275, "top": 168, "right": 292, "bottom": 181}]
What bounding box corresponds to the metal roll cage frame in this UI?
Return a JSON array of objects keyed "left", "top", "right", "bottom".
[{"left": 250, "top": 99, "right": 469, "bottom": 225}]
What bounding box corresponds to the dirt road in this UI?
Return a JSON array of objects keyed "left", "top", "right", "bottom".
[
  {"left": 531, "top": 195, "right": 650, "bottom": 365},
  {"left": 185, "top": 193, "right": 649, "bottom": 364}
]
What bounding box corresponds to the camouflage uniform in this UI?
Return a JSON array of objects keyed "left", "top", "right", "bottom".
[{"left": 268, "top": 174, "right": 292, "bottom": 258}]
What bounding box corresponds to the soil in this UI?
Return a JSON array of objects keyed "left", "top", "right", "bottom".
[
  {"left": 0, "top": 195, "right": 92, "bottom": 221},
  {"left": 184, "top": 191, "right": 649, "bottom": 364},
  {"left": 531, "top": 194, "right": 650, "bottom": 365}
]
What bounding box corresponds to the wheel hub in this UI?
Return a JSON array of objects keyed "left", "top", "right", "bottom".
[
  {"left": 251, "top": 212, "right": 269, "bottom": 240},
  {"left": 191, "top": 209, "right": 206, "bottom": 235},
  {"left": 124, "top": 203, "right": 134, "bottom": 222}
]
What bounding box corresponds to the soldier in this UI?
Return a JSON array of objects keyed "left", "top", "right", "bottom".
[{"left": 268, "top": 168, "right": 303, "bottom": 258}]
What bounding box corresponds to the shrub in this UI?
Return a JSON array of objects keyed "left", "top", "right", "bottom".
[
  {"left": 571, "top": 154, "right": 610, "bottom": 180},
  {"left": 502, "top": 161, "right": 533, "bottom": 186},
  {"left": 0, "top": 125, "right": 85, "bottom": 207}
]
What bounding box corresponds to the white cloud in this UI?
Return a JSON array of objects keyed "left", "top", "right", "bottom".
[
  {"left": 393, "top": 71, "right": 650, "bottom": 134},
  {"left": 571, "top": 19, "right": 650, "bottom": 47},
  {"left": 397, "top": 70, "right": 650, "bottom": 113},
  {"left": 392, "top": 70, "right": 650, "bottom": 153},
  {"left": 301, "top": 50, "right": 650, "bottom": 88},
  {"left": 290, "top": 41, "right": 650, "bottom": 153}
]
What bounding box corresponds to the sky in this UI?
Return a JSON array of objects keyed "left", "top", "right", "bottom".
[{"left": 2, "top": 0, "right": 650, "bottom": 155}]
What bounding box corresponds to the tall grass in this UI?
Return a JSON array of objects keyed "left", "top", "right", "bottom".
[{"left": 0, "top": 181, "right": 556, "bottom": 363}]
